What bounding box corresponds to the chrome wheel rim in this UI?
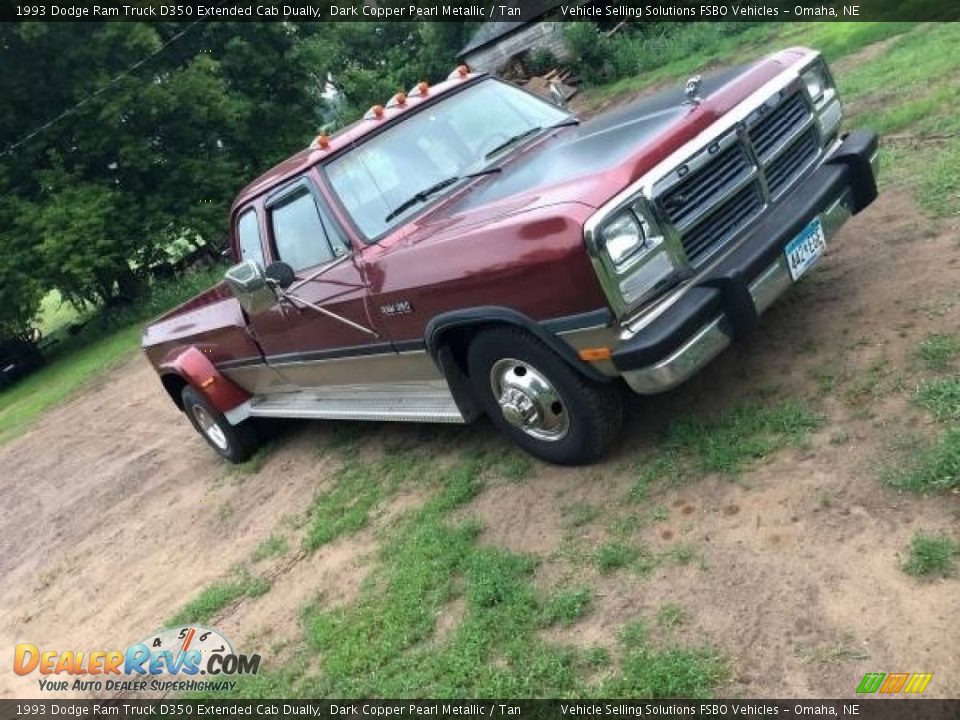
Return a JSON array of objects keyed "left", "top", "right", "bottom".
[
  {"left": 191, "top": 404, "right": 229, "bottom": 452},
  {"left": 489, "top": 358, "right": 570, "bottom": 441}
]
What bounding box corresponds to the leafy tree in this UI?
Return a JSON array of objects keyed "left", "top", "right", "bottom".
[{"left": 0, "top": 17, "right": 480, "bottom": 332}]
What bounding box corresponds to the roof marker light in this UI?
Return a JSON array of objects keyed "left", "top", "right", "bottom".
[
  {"left": 449, "top": 64, "right": 470, "bottom": 80},
  {"left": 409, "top": 81, "right": 429, "bottom": 97},
  {"left": 312, "top": 133, "right": 330, "bottom": 150},
  {"left": 386, "top": 92, "right": 407, "bottom": 108},
  {"left": 363, "top": 104, "right": 385, "bottom": 120}
]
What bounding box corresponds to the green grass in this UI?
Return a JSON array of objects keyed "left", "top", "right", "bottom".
[
  {"left": 916, "top": 378, "right": 960, "bottom": 423},
  {"left": 0, "top": 265, "right": 229, "bottom": 446},
  {"left": 917, "top": 334, "right": 960, "bottom": 373},
  {"left": 669, "top": 544, "right": 696, "bottom": 567},
  {"left": 578, "top": 22, "right": 916, "bottom": 111},
  {"left": 167, "top": 568, "right": 271, "bottom": 627},
  {"left": 304, "top": 446, "right": 438, "bottom": 551},
  {"left": 885, "top": 428, "right": 960, "bottom": 494},
  {"left": 485, "top": 449, "right": 534, "bottom": 482},
  {"left": 888, "top": 360, "right": 960, "bottom": 492},
  {"left": 595, "top": 542, "right": 636, "bottom": 573},
  {"left": 836, "top": 23, "right": 960, "bottom": 219},
  {"left": 579, "top": 23, "right": 778, "bottom": 109},
  {"left": 540, "top": 587, "right": 592, "bottom": 627},
  {"left": 901, "top": 531, "right": 959, "bottom": 578},
  {"left": 656, "top": 603, "right": 688, "bottom": 630},
  {"left": 252, "top": 535, "right": 288, "bottom": 563},
  {"left": 199, "top": 453, "right": 725, "bottom": 698},
  {"left": 660, "top": 401, "right": 820, "bottom": 477},
  {"left": 564, "top": 502, "right": 600, "bottom": 528},
  {"left": 0, "top": 324, "right": 142, "bottom": 444},
  {"left": 233, "top": 445, "right": 275, "bottom": 476}
]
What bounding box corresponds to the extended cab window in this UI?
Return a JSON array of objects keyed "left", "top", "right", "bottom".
[
  {"left": 236, "top": 210, "right": 264, "bottom": 266},
  {"left": 326, "top": 78, "right": 569, "bottom": 240},
  {"left": 269, "top": 187, "right": 346, "bottom": 272}
]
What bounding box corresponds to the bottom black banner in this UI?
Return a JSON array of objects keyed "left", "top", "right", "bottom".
[{"left": 2, "top": 700, "right": 959, "bottom": 720}]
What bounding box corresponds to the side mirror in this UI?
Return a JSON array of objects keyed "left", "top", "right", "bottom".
[
  {"left": 224, "top": 260, "right": 279, "bottom": 315},
  {"left": 265, "top": 261, "right": 295, "bottom": 290}
]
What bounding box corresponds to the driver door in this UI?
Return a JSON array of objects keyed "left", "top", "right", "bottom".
[{"left": 246, "top": 174, "right": 386, "bottom": 389}]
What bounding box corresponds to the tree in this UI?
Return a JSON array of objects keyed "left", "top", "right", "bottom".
[{"left": 0, "top": 16, "right": 480, "bottom": 332}]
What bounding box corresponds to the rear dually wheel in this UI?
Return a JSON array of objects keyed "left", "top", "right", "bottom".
[{"left": 181, "top": 385, "right": 259, "bottom": 463}]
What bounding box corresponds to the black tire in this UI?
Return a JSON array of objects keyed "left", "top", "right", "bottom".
[
  {"left": 181, "top": 385, "right": 259, "bottom": 463},
  {"left": 467, "top": 327, "right": 623, "bottom": 465}
]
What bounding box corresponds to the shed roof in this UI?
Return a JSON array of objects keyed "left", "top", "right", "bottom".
[{"left": 457, "top": 1, "right": 568, "bottom": 59}]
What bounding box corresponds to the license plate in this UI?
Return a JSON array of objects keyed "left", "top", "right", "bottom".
[{"left": 785, "top": 217, "right": 826, "bottom": 281}]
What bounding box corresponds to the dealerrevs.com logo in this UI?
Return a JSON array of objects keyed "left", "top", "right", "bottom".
[{"left": 14, "top": 626, "right": 260, "bottom": 693}]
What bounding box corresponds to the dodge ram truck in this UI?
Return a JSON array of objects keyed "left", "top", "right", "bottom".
[{"left": 142, "top": 49, "right": 878, "bottom": 465}]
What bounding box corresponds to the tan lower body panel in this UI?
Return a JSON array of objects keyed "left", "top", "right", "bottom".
[{"left": 247, "top": 379, "right": 465, "bottom": 424}]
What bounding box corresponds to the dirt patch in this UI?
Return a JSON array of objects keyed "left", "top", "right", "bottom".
[
  {"left": 218, "top": 529, "right": 378, "bottom": 660},
  {"left": 0, "top": 360, "right": 424, "bottom": 698}
]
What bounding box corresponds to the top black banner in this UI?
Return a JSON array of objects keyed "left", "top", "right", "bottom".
[{"left": 1, "top": 0, "right": 958, "bottom": 22}]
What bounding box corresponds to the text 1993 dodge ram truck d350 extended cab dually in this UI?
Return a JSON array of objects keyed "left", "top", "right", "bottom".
[{"left": 142, "top": 49, "right": 878, "bottom": 465}]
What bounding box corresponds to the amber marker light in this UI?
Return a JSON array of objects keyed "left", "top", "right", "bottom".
[
  {"left": 200, "top": 377, "right": 216, "bottom": 388},
  {"left": 578, "top": 347, "right": 612, "bottom": 362},
  {"left": 316, "top": 133, "right": 330, "bottom": 150}
]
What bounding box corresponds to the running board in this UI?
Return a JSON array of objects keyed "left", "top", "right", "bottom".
[{"left": 247, "top": 380, "right": 466, "bottom": 424}]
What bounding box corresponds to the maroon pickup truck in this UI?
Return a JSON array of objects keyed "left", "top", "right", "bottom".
[{"left": 142, "top": 48, "right": 878, "bottom": 465}]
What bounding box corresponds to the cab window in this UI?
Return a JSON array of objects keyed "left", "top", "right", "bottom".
[
  {"left": 236, "top": 209, "right": 264, "bottom": 266},
  {"left": 269, "top": 186, "right": 346, "bottom": 272}
]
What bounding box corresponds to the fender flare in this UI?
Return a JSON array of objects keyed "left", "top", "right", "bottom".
[
  {"left": 158, "top": 346, "right": 251, "bottom": 417},
  {"left": 424, "top": 306, "right": 611, "bottom": 383}
]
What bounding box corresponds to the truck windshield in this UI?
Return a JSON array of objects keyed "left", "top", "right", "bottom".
[{"left": 325, "top": 79, "right": 570, "bottom": 240}]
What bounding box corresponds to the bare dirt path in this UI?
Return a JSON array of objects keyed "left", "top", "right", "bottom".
[{"left": 2, "top": 47, "right": 959, "bottom": 701}]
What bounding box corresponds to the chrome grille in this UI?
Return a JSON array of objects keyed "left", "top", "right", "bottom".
[
  {"left": 661, "top": 143, "right": 751, "bottom": 229},
  {"left": 766, "top": 127, "right": 819, "bottom": 198},
  {"left": 750, "top": 92, "right": 810, "bottom": 160},
  {"left": 681, "top": 183, "right": 764, "bottom": 263},
  {"left": 653, "top": 89, "right": 821, "bottom": 267}
]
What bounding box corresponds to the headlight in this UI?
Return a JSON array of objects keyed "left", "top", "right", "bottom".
[
  {"left": 601, "top": 211, "right": 645, "bottom": 266},
  {"left": 801, "top": 63, "right": 828, "bottom": 103},
  {"left": 596, "top": 203, "right": 678, "bottom": 307}
]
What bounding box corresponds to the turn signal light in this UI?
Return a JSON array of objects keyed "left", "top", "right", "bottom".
[{"left": 578, "top": 347, "right": 612, "bottom": 362}]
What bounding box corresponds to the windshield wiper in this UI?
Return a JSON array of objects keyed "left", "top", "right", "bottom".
[
  {"left": 484, "top": 127, "right": 542, "bottom": 160},
  {"left": 482, "top": 118, "right": 580, "bottom": 161},
  {"left": 384, "top": 167, "right": 501, "bottom": 223}
]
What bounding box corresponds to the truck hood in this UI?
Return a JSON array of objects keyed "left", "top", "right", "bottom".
[{"left": 404, "top": 59, "right": 792, "bottom": 242}]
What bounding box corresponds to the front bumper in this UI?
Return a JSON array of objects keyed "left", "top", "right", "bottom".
[{"left": 613, "top": 130, "right": 879, "bottom": 394}]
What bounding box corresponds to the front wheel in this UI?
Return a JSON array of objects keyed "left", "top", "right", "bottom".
[
  {"left": 181, "top": 385, "right": 259, "bottom": 463},
  {"left": 467, "top": 327, "right": 623, "bottom": 465}
]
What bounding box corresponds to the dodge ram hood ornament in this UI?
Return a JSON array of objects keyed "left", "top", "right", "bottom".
[{"left": 685, "top": 75, "right": 703, "bottom": 105}]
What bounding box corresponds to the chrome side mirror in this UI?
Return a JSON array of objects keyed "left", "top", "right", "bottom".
[{"left": 224, "top": 260, "right": 279, "bottom": 315}]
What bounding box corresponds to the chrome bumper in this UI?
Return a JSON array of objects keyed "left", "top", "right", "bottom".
[{"left": 621, "top": 189, "right": 855, "bottom": 394}]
